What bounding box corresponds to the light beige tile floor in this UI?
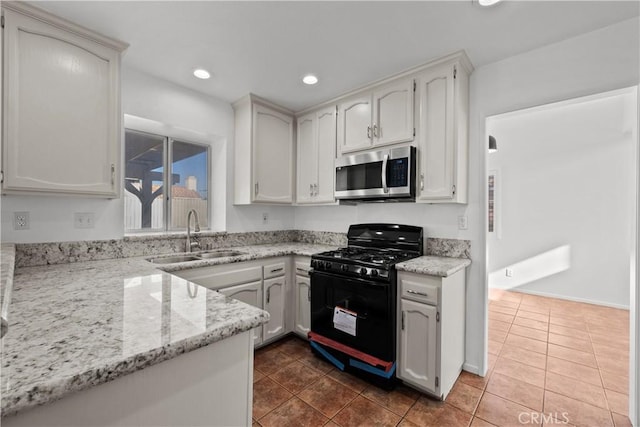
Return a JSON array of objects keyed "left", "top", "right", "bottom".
[{"left": 252, "top": 289, "right": 632, "bottom": 426}]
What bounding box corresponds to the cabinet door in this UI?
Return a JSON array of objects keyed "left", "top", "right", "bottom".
[
  {"left": 296, "top": 113, "right": 317, "bottom": 204},
  {"left": 416, "top": 64, "right": 456, "bottom": 201},
  {"left": 315, "top": 106, "right": 337, "bottom": 203},
  {"left": 253, "top": 104, "right": 294, "bottom": 203},
  {"left": 399, "top": 299, "right": 438, "bottom": 393},
  {"left": 372, "top": 79, "right": 414, "bottom": 147},
  {"left": 263, "top": 276, "right": 286, "bottom": 341},
  {"left": 218, "top": 280, "right": 263, "bottom": 346},
  {"left": 294, "top": 275, "right": 311, "bottom": 337},
  {"left": 337, "top": 95, "right": 372, "bottom": 155},
  {"left": 2, "top": 9, "right": 121, "bottom": 197}
]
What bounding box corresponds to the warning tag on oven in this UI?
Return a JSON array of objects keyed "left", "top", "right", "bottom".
[{"left": 333, "top": 306, "right": 357, "bottom": 336}]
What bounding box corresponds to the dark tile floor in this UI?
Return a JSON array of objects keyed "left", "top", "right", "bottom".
[{"left": 252, "top": 289, "right": 632, "bottom": 426}]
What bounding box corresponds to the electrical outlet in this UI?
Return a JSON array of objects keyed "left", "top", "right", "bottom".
[
  {"left": 457, "top": 215, "right": 468, "bottom": 230},
  {"left": 505, "top": 268, "right": 513, "bottom": 277},
  {"left": 74, "top": 212, "right": 95, "bottom": 229},
  {"left": 13, "top": 212, "right": 30, "bottom": 230},
  {"left": 262, "top": 212, "right": 269, "bottom": 224}
]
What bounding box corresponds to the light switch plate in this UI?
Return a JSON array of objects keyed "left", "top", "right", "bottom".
[
  {"left": 262, "top": 212, "right": 268, "bottom": 224},
  {"left": 13, "top": 212, "right": 30, "bottom": 230},
  {"left": 74, "top": 212, "right": 95, "bottom": 229}
]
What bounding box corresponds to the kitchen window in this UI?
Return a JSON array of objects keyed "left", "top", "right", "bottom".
[{"left": 124, "top": 129, "right": 210, "bottom": 232}]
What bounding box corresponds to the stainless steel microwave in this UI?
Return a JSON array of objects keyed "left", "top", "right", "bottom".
[{"left": 335, "top": 146, "right": 416, "bottom": 202}]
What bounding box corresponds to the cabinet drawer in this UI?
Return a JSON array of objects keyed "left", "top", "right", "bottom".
[
  {"left": 400, "top": 275, "right": 439, "bottom": 305},
  {"left": 174, "top": 266, "right": 262, "bottom": 289},
  {"left": 294, "top": 260, "right": 311, "bottom": 276},
  {"left": 264, "top": 261, "right": 286, "bottom": 279}
]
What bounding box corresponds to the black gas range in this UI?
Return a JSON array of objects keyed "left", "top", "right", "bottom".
[
  {"left": 309, "top": 223, "right": 423, "bottom": 388},
  {"left": 311, "top": 247, "right": 420, "bottom": 282}
]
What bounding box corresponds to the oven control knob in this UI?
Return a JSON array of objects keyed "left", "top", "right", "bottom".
[
  {"left": 359, "top": 268, "right": 368, "bottom": 277},
  {"left": 340, "top": 264, "right": 349, "bottom": 272},
  {"left": 325, "top": 262, "right": 332, "bottom": 270},
  {"left": 370, "top": 269, "right": 379, "bottom": 278}
]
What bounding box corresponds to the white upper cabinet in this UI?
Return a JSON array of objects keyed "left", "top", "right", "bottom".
[
  {"left": 1, "top": 3, "right": 127, "bottom": 198},
  {"left": 296, "top": 106, "right": 336, "bottom": 204},
  {"left": 372, "top": 79, "right": 415, "bottom": 147},
  {"left": 296, "top": 113, "right": 317, "bottom": 204},
  {"left": 337, "top": 94, "right": 372, "bottom": 155},
  {"left": 234, "top": 95, "right": 294, "bottom": 205},
  {"left": 337, "top": 77, "right": 414, "bottom": 156},
  {"left": 415, "top": 56, "right": 471, "bottom": 204}
]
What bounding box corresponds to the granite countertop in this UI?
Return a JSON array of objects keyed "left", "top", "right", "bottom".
[
  {"left": 153, "top": 242, "right": 339, "bottom": 272},
  {"left": 1, "top": 244, "right": 16, "bottom": 337},
  {"left": 1, "top": 241, "right": 466, "bottom": 417},
  {"left": 0, "top": 242, "right": 337, "bottom": 418},
  {"left": 396, "top": 255, "right": 471, "bottom": 277}
]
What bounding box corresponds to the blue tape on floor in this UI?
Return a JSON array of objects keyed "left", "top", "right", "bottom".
[
  {"left": 309, "top": 340, "right": 345, "bottom": 371},
  {"left": 349, "top": 359, "right": 396, "bottom": 379}
]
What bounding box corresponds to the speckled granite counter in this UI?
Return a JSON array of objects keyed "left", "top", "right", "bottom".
[
  {"left": 0, "top": 242, "right": 335, "bottom": 417},
  {"left": 1, "top": 244, "right": 16, "bottom": 317},
  {"left": 1, "top": 244, "right": 16, "bottom": 339},
  {"left": 3, "top": 239, "right": 472, "bottom": 417},
  {"left": 153, "top": 242, "right": 338, "bottom": 273},
  {"left": 396, "top": 255, "right": 471, "bottom": 277}
]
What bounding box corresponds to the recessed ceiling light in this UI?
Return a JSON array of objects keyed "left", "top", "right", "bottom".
[
  {"left": 478, "top": 0, "right": 501, "bottom": 6},
  {"left": 193, "top": 68, "right": 211, "bottom": 79},
  {"left": 302, "top": 74, "right": 318, "bottom": 85}
]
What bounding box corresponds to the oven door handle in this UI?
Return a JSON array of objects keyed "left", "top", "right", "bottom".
[
  {"left": 310, "top": 270, "right": 389, "bottom": 287},
  {"left": 326, "top": 305, "right": 368, "bottom": 320},
  {"left": 381, "top": 154, "right": 389, "bottom": 193}
]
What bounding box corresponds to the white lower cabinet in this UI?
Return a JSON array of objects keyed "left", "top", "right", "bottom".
[
  {"left": 263, "top": 276, "right": 286, "bottom": 341},
  {"left": 171, "top": 257, "right": 290, "bottom": 347},
  {"left": 399, "top": 299, "right": 438, "bottom": 392},
  {"left": 218, "top": 281, "right": 263, "bottom": 345},
  {"left": 293, "top": 257, "right": 312, "bottom": 338},
  {"left": 397, "top": 269, "right": 466, "bottom": 399}
]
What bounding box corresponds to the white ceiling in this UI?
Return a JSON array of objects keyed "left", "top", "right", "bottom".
[{"left": 30, "top": 1, "right": 639, "bottom": 111}]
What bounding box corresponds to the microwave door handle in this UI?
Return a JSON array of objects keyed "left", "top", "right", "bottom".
[{"left": 381, "top": 154, "right": 389, "bottom": 193}]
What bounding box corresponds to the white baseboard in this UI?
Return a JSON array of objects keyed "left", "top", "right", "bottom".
[
  {"left": 491, "top": 287, "right": 630, "bottom": 310},
  {"left": 462, "top": 363, "right": 481, "bottom": 376}
]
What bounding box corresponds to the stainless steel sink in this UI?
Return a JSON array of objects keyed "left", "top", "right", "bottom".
[
  {"left": 148, "top": 255, "right": 202, "bottom": 264},
  {"left": 196, "top": 250, "right": 245, "bottom": 259},
  {"left": 148, "top": 250, "right": 246, "bottom": 264}
]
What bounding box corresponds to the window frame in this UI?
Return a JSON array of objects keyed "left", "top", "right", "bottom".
[{"left": 123, "top": 115, "right": 212, "bottom": 234}]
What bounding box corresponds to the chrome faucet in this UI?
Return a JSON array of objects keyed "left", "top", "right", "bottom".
[{"left": 186, "top": 209, "right": 201, "bottom": 252}]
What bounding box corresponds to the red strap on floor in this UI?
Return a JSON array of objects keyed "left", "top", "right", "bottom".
[{"left": 307, "top": 331, "right": 393, "bottom": 372}]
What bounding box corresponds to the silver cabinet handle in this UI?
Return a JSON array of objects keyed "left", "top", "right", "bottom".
[
  {"left": 373, "top": 123, "right": 379, "bottom": 138},
  {"left": 401, "top": 311, "right": 405, "bottom": 330},
  {"left": 314, "top": 183, "right": 318, "bottom": 196},
  {"left": 310, "top": 184, "right": 313, "bottom": 196},
  {"left": 270, "top": 267, "right": 283, "bottom": 274},
  {"left": 110, "top": 164, "right": 115, "bottom": 187},
  {"left": 266, "top": 288, "right": 270, "bottom": 304},
  {"left": 367, "top": 126, "right": 372, "bottom": 139},
  {"left": 381, "top": 154, "right": 389, "bottom": 193},
  {"left": 307, "top": 286, "right": 311, "bottom": 301},
  {"left": 255, "top": 182, "right": 259, "bottom": 196},
  {"left": 407, "top": 289, "right": 428, "bottom": 297},
  {"left": 296, "top": 267, "right": 307, "bottom": 274},
  {"left": 420, "top": 173, "right": 425, "bottom": 191}
]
